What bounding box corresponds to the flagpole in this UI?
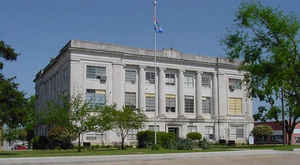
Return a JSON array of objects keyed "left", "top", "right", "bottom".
[{"left": 153, "top": 0, "right": 158, "bottom": 145}]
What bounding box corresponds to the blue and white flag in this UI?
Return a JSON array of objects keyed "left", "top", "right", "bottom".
[{"left": 153, "top": 0, "right": 163, "bottom": 33}]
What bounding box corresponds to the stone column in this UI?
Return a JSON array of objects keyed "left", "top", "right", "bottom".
[
  {"left": 196, "top": 71, "right": 203, "bottom": 118},
  {"left": 178, "top": 69, "right": 185, "bottom": 118},
  {"left": 212, "top": 72, "right": 218, "bottom": 116},
  {"left": 158, "top": 67, "right": 166, "bottom": 117},
  {"left": 112, "top": 63, "right": 125, "bottom": 109},
  {"left": 139, "top": 66, "right": 146, "bottom": 111}
]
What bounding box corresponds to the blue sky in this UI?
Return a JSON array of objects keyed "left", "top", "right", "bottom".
[{"left": 1, "top": 0, "right": 300, "bottom": 110}]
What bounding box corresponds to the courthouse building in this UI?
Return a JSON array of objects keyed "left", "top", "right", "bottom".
[{"left": 34, "top": 40, "right": 254, "bottom": 145}]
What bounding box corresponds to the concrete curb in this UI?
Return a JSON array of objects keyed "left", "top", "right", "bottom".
[{"left": 1, "top": 150, "right": 300, "bottom": 165}]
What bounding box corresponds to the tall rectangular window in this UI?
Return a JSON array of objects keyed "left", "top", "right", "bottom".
[
  {"left": 205, "top": 126, "right": 214, "bottom": 140},
  {"left": 165, "top": 73, "right": 175, "bottom": 85},
  {"left": 202, "top": 97, "right": 211, "bottom": 113},
  {"left": 166, "top": 94, "right": 176, "bottom": 112},
  {"left": 184, "top": 74, "right": 194, "bottom": 88},
  {"left": 145, "top": 93, "right": 155, "bottom": 112},
  {"left": 146, "top": 72, "right": 155, "bottom": 84},
  {"left": 86, "top": 89, "right": 106, "bottom": 107},
  {"left": 228, "top": 98, "right": 242, "bottom": 115},
  {"left": 229, "top": 78, "right": 242, "bottom": 91},
  {"left": 184, "top": 95, "right": 194, "bottom": 113},
  {"left": 202, "top": 73, "right": 211, "bottom": 87},
  {"left": 86, "top": 66, "right": 106, "bottom": 81},
  {"left": 125, "top": 70, "right": 136, "bottom": 83},
  {"left": 125, "top": 92, "right": 136, "bottom": 108},
  {"left": 236, "top": 128, "right": 244, "bottom": 138}
]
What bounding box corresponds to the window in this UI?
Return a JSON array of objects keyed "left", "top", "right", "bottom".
[
  {"left": 165, "top": 73, "right": 175, "bottom": 85},
  {"left": 202, "top": 73, "right": 211, "bottom": 87},
  {"left": 125, "top": 70, "right": 136, "bottom": 83},
  {"left": 184, "top": 74, "right": 194, "bottom": 88},
  {"left": 202, "top": 97, "right": 211, "bottom": 113},
  {"left": 187, "top": 126, "right": 197, "bottom": 133},
  {"left": 148, "top": 125, "right": 159, "bottom": 131},
  {"left": 205, "top": 126, "right": 214, "bottom": 140},
  {"left": 86, "top": 89, "right": 106, "bottom": 107},
  {"left": 229, "top": 78, "right": 242, "bottom": 91},
  {"left": 146, "top": 72, "right": 155, "bottom": 84},
  {"left": 86, "top": 66, "right": 106, "bottom": 82},
  {"left": 145, "top": 93, "right": 155, "bottom": 112},
  {"left": 296, "top": 137, "right": 300, "bottom": 144},
  {"left": 236, "top": 128, "right": 244, "bottom": 138},
  {"left": 125, "top": 92, "right": 136, "bottom": 108},
  {"left": 184, "top": 95, "right": 194, "bottom": 113},
  {"left": 166, "top": 94, "right": 176, "bottom": 112},
  {"left": 228, "top": 98, "right": 242, "bottom": 115},
  {"left": 128, "top": 129, "right": 137, "bottom": 140}
]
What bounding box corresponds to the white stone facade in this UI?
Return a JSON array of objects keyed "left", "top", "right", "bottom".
[{"left": 34, "top": 40, "right": 254, "bottom": 145}]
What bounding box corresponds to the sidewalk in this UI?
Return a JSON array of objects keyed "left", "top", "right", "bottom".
[{"left": 1, "top": 149, "right": 300, "bottom": 165}]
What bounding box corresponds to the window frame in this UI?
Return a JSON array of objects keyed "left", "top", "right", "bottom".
[
  {"left": 125, "top": 69, "right": 137, "bottom": 83},
  {"left": 184, "top": 95, "right": 195, "bottom": 113},
  {"left": 201, "top": 73, "right": 211, "bottom": 88},
  {"left": 86, "top": 65, "right": 106, "bottom": 79},
  {"left": 145, "top": 94, "right": 155, "bottom": 112},
  {"left": 146, "top": 71, "right": 156, "bottom": 84},
  {"left": 184, "top": 74, "right": 194, "bottom": 88},
  {"left": 165, "top": 73, "right": 176, "bottom": 85},
  {"left": 165, "top": 94, "right": 176, "bottom": 113},
  {"left": 125, "top": 92, "right": 137, "bottom": 108},
  {"left": 202, "top": 97, "right": 211, "bottom": 113}
]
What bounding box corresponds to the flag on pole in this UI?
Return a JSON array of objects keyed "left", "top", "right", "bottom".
[{"left": 153, "top": 0, "right": 163, "bottom": 33}]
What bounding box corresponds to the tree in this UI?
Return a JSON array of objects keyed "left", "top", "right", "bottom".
[
  {"left": 0, "top": 40, "right": 25, "bottom": 146},
  {"left": 0, "top": 40, "right": 19, "bottom": 70},
  {"left": 252, "top": 125, "right": 273, "bottom": 143},
  {"left": 222, "top": 1, "right": 300, "bottom": 145},
  {"left": 112, "top": 106, "right": 146, "bottom": 150}
]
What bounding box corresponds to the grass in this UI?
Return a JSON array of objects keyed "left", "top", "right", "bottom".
[
  {"left": 0, "top": 147, "right": 236, "bottom": 158},
  {"left": 0, "top": 145, "right": 299, "bottom": 158}
]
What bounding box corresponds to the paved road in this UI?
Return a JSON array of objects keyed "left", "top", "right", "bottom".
[{"left": 1, "top": 150, "right": 300, "bottom": 165}]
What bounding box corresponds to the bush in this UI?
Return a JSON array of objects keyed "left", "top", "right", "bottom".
[
  {"left": 174, "top": 138, "right": 193, "bottom": 150},
  {"left": 32, "top": 136, "right": 50, "bottom": 149},
  {"left": 200, "top": 138, "right": 209, "bottom": 149},
  {"left": 187, "top": 132, "right": 202, "bottom": 141},
  {"left": 151, "top": 144, "right": 161, "bottom": 150},
  {"left": 137, "top": 130, "right": 175, "bottom": 149},
  {"left": 252, "top": 125, "right": 273, "bottom": 138}
]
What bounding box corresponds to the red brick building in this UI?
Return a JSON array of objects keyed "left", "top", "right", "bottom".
[{"left": 254, "top": 122, "right": 300, "bottom": 145}]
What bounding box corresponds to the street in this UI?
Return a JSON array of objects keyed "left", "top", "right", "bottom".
[{"left": 1, "top": 150, "right": 300, "bottom": 165}]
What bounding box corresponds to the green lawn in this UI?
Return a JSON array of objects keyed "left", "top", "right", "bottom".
[{"left": 0, "top": 145, "right": 299, "bottom": 158}]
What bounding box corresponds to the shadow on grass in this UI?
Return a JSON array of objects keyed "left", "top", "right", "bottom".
[{"left": 0, "top": 152, "right": 19, "bottom": 156}]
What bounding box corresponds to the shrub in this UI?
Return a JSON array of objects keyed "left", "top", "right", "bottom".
[
  {"left": 252, "top": 125, "right": 273, "bottom": 138},
  {"left": 200, "top": 138, "right": 209, "bottom": 149},
  {"left": 175, "top": 138, "right": 193, "bottom": 150},
  {"left": 32, "top": 136, "right": 50, "bottom": 149},
  {"left": 137, "top": 130, "right": 175, "bottom": 149},
  {"left": 187, "top": 132, "right": 202, "bottom": 141},
  {"left": 151, "top": 144, "right": 161, "bottom": 150}
]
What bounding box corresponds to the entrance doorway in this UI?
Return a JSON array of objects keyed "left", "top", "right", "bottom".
[{"left": 168, "top": 127, "right": 179, "bottom": 138}]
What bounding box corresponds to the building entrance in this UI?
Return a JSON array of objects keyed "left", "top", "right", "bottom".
[{"left": 168, "top": 127, "right": 179, "bottom": 138}]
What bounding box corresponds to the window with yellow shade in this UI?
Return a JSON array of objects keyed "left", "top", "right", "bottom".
[{"left": 228, "top": 98, "right": 242, "bottom": 115}]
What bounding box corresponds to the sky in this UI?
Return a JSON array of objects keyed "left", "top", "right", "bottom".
[{"left": 1, "top": 0, "right": 300, "bottom": 110}]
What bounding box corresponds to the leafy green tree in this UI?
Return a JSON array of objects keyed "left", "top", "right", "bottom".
[
  {"left": 0, "top": 40, "right": 25, "bottom": 146},
  {"left": 112, "top": 106, "right": 145, "bottom": 150},
  {"left": 252, "top": 125, "right": 273, "bottom": 143},
  {"left": 222, "top": 1, "right": 300, "bottom": 145}
]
